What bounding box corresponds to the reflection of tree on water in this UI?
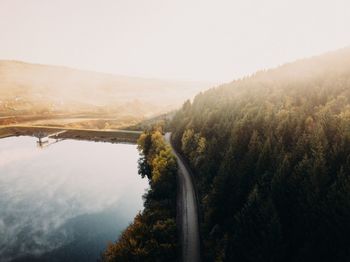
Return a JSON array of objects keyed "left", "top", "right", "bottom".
[
  {"left": 37, "top": 139, "right": 49, "bottom": 148},
  {"left": 34, "top": 131, "right": 67, "bottom": 148},
  {"left": 34, "top": 131, "right": 48, "bottom": 148}
]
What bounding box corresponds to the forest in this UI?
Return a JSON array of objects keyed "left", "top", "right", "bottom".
[
  {"left": 103, "top": 129, "right": 178, "bottom": 262},
  {"left": 171, "top": 47, "right": 350, "bottom": 261}
]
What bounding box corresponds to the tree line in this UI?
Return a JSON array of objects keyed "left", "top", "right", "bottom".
[
  {"left": 102, "top": 129, "right": 178, "bottom": 262},
  {"left": 171, "top": 48, "right": 350, "bottom": 261}
]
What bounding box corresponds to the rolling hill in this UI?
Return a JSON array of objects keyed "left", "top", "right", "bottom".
[{"left": 0, "top": 60, "right": 212, "bottom": 127}]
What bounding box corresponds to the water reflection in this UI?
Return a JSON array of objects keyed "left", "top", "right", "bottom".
[{"left": 0, "top": 136, "right": 147, "bottom": 262}]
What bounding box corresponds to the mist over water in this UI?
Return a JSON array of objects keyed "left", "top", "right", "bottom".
[{"left": 0, "top": 136, "right": 148, "bottom": 262}]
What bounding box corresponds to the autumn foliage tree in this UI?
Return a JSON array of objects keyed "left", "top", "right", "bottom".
[{"left": 103, "top": 129, "right": 178, "bottom": 262}]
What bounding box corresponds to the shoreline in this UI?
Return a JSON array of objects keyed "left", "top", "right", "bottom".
[{"left": 0, "top": 125, "right": 142, "bottom": 144}]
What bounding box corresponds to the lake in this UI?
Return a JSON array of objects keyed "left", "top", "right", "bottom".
[{"left": 0, "top": 136, "right": 148, "bottom": 262}]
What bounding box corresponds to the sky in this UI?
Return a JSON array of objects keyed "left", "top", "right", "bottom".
[{"left": 0, "top": 0, "right": 350, "bottom": 82}]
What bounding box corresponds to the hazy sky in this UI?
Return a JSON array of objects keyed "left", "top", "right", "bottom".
[{"left": 1, "top": 0, "right": 350, "bottom": 82}]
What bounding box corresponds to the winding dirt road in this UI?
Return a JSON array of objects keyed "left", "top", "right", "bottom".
[{"left": 165, "top": 132, "right": 201, "bottom": 262}]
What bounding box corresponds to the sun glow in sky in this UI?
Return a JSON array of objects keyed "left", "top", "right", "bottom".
[{"left": 1, "top": 0, "right": 350, "bottom": 82}]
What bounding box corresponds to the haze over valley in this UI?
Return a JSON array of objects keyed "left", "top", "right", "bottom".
[
  {"left": 0, "top": 60, "right": 211, "bottom": 128},
  {"left": 1, "top": 0, "right": 350, "bottom": 262}
]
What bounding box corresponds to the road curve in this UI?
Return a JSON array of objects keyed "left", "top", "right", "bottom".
[{"left": 165, "top": 132, "right": 201, "bottom": 262}]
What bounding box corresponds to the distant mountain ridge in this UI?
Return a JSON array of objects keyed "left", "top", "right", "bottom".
[{"left": 0, "top": 60, "right": 212, "bottom": 118}]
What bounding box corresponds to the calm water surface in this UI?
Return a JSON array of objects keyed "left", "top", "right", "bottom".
[{"left": 0, "top": 136, "right": 148, "bottom": 262}]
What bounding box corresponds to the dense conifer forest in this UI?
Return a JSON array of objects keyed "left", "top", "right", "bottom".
[
  {"left": 103, "top": 129, "right": 178, "bottom": 261},
  {"left": 171, "top": 47, "right": 350, "bottom": 261}
]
